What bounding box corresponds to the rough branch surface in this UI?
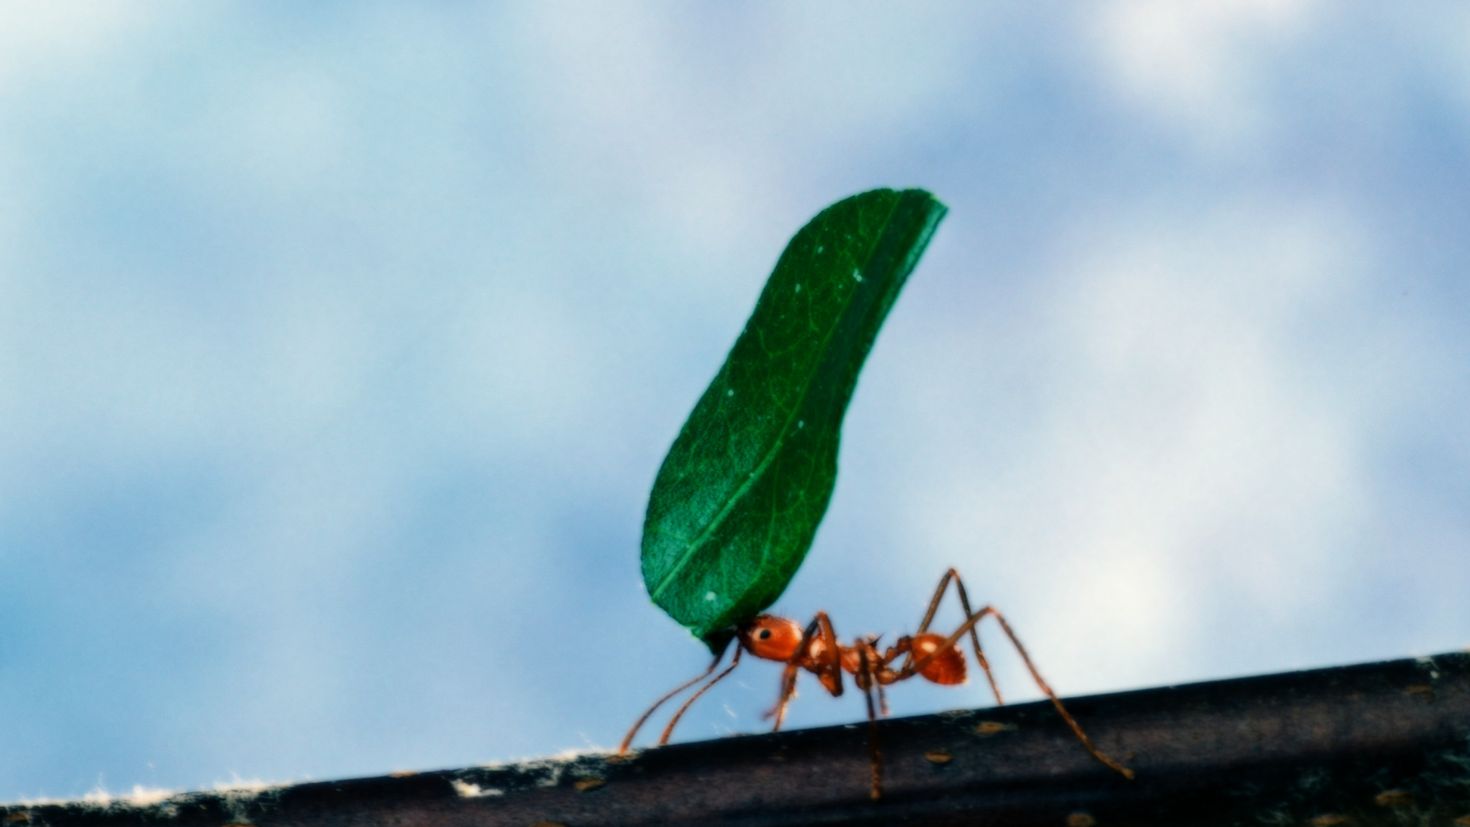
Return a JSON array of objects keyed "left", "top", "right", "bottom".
[{"left": 6, "top": 651, "right": 1469, "bottom": 826}]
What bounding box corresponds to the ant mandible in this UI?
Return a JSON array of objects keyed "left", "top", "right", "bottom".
[{"left": 619, "top": 567, "right": 1134, "bottom": 800}]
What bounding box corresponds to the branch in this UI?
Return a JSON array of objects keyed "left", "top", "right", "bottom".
[{"left": 6, "top": 651, "right": 1469, "bottom": 826}]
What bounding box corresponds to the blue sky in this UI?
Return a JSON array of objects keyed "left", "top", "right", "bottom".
[{"left": 3, "top": 2, "right": 1468, "bottom": 802}]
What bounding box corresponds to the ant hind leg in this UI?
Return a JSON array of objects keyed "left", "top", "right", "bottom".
[
  {"left": 915, "top": 568, "right": 1003, "bottom": 705},
  {"left": 920, "top": 604, "right": 1135, "bottom": 780}
]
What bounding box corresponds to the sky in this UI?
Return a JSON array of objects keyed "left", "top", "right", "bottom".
[{"left": 2, "top": 1, "right": 1469, "bottom": 803}]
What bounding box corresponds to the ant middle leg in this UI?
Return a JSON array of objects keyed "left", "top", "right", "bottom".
[{"left": 856, "top": 643, "right": 884, "bottom": 800}]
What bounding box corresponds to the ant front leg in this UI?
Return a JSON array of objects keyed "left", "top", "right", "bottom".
[
  {"left": 767, "top": 611, "right": 842, "bottom": 732},
  {"left": 656, "top": 646, "right": 744, "bottom": 746},
  {"left": 619, "top": 644, "right": 730, "bottom": 753},
  {"left": 912, "top": 568, "right": 1003, "bottom": 705}
]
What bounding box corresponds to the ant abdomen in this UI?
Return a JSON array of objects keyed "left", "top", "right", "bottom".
[{"left": 910, "top": 633, "right": 966, "bottom": 685}]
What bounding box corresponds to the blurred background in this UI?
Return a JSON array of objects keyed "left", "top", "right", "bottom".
[{"left": 2, "top": 1, "right": 1468, "bottom": 802}]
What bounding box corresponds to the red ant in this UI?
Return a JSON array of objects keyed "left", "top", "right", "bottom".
[{"left": 619, "top": 568, "right": 1134, "bottom": 800}]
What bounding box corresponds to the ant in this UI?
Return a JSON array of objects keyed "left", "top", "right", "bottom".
[{"left": 619, "top": 568, "right": 1134, "bottom": 800}]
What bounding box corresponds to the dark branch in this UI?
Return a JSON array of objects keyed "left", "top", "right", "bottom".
[{"left": 6, "top": 651, "right": 1470, "bottom": 826}]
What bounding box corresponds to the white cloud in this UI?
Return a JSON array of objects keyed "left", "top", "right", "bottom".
[
  {"left": 1048, "top": 205, "right": 1366, "bottom": 587},
  {"left": 0, "top": 4, "right": 157, "bottom": 95},
  {"left": 880, "top": 196, "right": 1380, "bottom": 689},
  {"left": 1084, "top": 0, "right": 1319, "bottom": 154}
]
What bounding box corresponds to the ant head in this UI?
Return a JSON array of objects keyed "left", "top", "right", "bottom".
[{"left": 739, "top": 614, "right": 803, "bottom": 662}]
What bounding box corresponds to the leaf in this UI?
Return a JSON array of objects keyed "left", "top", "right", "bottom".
[{"left": 641, "top": 188, "right": 947, "bottom": 651}]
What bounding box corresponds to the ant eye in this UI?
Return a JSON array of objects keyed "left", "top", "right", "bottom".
[{"left": 758, "top": 628, "right": 772, "bottom": 640}]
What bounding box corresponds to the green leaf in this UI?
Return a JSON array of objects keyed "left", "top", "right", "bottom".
[{"left": 641, "top": 188, "right": 947, "bottom": 651}]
